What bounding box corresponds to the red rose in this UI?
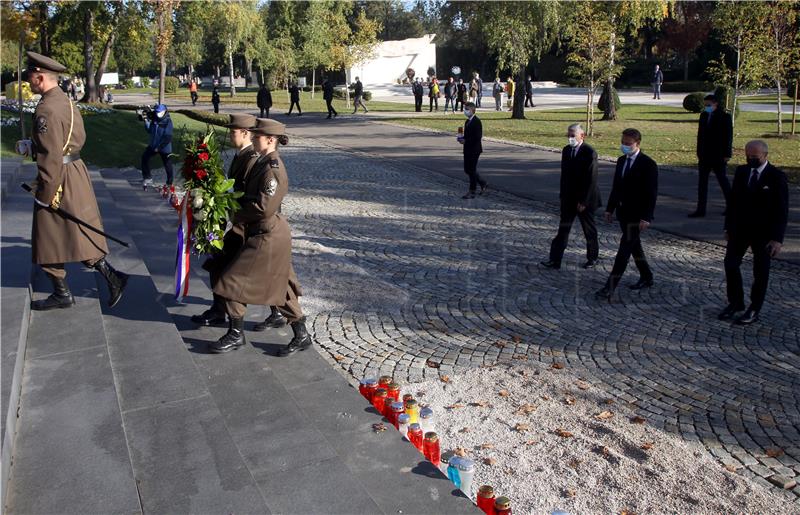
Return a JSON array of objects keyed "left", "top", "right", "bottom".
[
  {"left": 199, "top": 143, "right": 208, "bottom": 149},
  {"left": 198, "top": 152, "right": 210, "bottom": 161},
  {"left": 195, "top": 169, "right": 208, "bottom": 180}
]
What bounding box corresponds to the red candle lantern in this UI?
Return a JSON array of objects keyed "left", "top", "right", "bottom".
[
  {"left": 390, "top": 401, "right": 405, "bottom": 428},
  {"left": 408, "top": 423, "right": 423, "bottom": 451},
  {"left": 372, "top": 388, "right": 388, "bottom": 412},
  {"left": 378, "top": 375, "right": 392, "bottom": 390},
  {"left": 359, "top": 378, "right": 378, "bottom": 402},
  {"left": 477, "top": 485, "right": 496, "bottom": 514},
  {"left": 382, "top": 395, "right": 395, "bottom": 418},
  {"left": 402, "top": 393, "right": 414, "bottom": 404},
  {"left": 387, "top": 382, "right": 401, "bottom": 402},
  {"left": 494, "top": 496, "right": 512, "bottom": 515},
  {"left": 423, "top": 432, "right": 441, "bottom": 466}
]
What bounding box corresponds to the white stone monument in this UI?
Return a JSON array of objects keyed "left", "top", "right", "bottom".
[{"left": 347, "top": 34, "right": 437, "bottom": 86}]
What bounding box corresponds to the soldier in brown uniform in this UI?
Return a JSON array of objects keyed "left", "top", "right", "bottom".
[
  {"left": 19, "top": 52, "right": 127, "bottom": 311},
  {"left": 211, "top": 118, "right": 311, "bottom": 356}
]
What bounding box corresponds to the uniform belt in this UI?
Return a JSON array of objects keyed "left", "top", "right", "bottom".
[{"left": 62, "top": 153, "right": 81, "bottom": 164}]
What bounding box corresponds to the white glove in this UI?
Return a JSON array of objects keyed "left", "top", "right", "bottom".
[{"left": 16, "top": 139, "right": 32, "bottom": 156}]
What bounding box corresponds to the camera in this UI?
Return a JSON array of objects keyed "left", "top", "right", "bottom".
[{"left": 136, "top": 104, "right": 157, "bottom": 122}]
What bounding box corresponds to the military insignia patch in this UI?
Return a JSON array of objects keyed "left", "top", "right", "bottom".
[
  {"left": 35, "top": 116, "right": 48, "bottom": 134},
  {"left": 269, "top": 159, "right": 279, "bottom": 168},
  {"left": 265, "top": 177, "right": 278, "bottom": 196}
]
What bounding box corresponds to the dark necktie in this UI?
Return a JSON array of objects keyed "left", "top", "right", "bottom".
[
  {"left": 571, "top": 147, "right": 577, "bottom": 159},
  {"left": 622, "top": 157, "right": 632, "bottom": 178},
  {"left": 748, "top": 169, "right": 759, "bottom": 189}
]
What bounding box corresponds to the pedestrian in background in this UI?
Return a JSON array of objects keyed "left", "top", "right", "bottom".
[
  {"left": 719, "top": 140, "right": 788, "bottom": 325},
  {"left": 429, "top": 77, "right": 439, "bottom": 112},
  {"left": 505, "top": 76, "right": 515, "bottom": 111},
  {"left": 474, "top": 72, "right": 483, "bottom": 108},
  {"left": 189, "top": 79, "right": 198, "bottom": 106},
  {"left": 541, "top": 123, "right": 600, "bottom": 270},
  {"left": 257, "top": 82, "right": 272, "bottom": 118},
  {"left": 652, "top": 64, "right": 663, "bottom": 100},
  {"left": 457, "top": 102, "right": 488, "bottom": 199},
  {"left": 287, "top": 81, "right": 302, "bottom": 116},
  {"left": 596, "top": 128, "right": 659, "bottom": 300},
  {"left": 322, "top": 77, "right": 337, "bottom": 119},
  {"left": 455, "top": 78, "right": 466, "bottom": 111},
  {"left": 689, "top": 94, "right": 732, "bottom": 218},
  {"left": 211, "top": 86, "right": 221, "bottom": 113},
  {"left": 352, "top": 76, "right": 369, "bottom": 114},
  {"left": 413, "top": 78, "right": 424, "bottom": 112},
  {"left": 468, "top": 77, "right": 478, "bottom": 103},
  {"left": 444, "top": 77, "right": 455, "bottom": 113},
  {"left": 524, "top": 74, "right": 535, "bottom": 108},
  {"left": 492, "top": 78, "right": 503, "bottom": 111}
]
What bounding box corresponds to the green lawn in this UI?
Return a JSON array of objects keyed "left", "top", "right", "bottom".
[
  {"left": 738, "top": 94, "right": 796, "bottom": 104},
  {"left": 382, "top": 105, "right": 800, "bottom": 180},
  {"left": 2, "top": 110, "right": 225, "bottom": 169}
]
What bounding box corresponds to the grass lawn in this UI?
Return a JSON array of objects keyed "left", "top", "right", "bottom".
[
  {"left": 1, "top": 110, "right": 225, "bottom": 169},
  {"left": 382, "top": 105, "right": 800, "bottom": 181},
  {"left": 739, "top": 93, "right": 797, "bottom": 104}
]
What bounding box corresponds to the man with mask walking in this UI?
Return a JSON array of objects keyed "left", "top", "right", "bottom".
[
  {"left": 141, "top": 103, "right": 174, "bottom": 187},
  {"left": 689, "top": 94, "right": 732, "bottom": 218},
  {"left": 457, "top": 102, "right": 488, "bottom": 199}
]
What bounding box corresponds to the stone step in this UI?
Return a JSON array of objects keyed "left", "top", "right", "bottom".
[{"left": 98, "top": 166, "right": 477, "bottom": 514}]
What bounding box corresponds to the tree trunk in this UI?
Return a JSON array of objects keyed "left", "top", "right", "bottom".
[
  {"left": 17, "top": 32, "right": 25, "bottom": 140},
  {"left": 82, "top": 8, "right": 97, "bottom": 103},
  {"left": 38, "top": 2, "right": 50, "bottom": 56},
  {"left": 585, "top": 85, "right": 592, "bottom": 137},
  {"left": 94, "top": 31, "right": 116, "bottom": 92},
  {"left": 776, "top": 78, "right": 783, "bottom": 136},
  {"left": 511, "top": 70, "right": 526, "bottom": 119},
  {"left": 228, "top": 38, "right": 236, "bottom": 97},
  {"left": 683, "top": 53, "right": 689, "bottom": 81},
  {"left": 245, "top": 57, "right": 253, "bottom": 87},
  {"left": 188, "top": 63, "right": 194, "bottom": 81},
  {"left": 344, "top": 67, "right": 351, "bottom": 108},
  {"left": 732, "top": 35, "right": 741, "bottom": 129},
  {"left": 601, "top": 80, "right": 617, "bottom": 121},
  {"left": 791, "top": 80, "right": 797, "bottom": 135},
  {"left": 312, "top": 68, "right": 316, "bottom": 99},
  {"left": 158, "top": 53, "right": 166, "bottom": 104}
]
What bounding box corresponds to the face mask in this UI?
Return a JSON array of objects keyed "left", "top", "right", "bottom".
[
  {"left": 620, "top": 144, "right": 633, "bottom": 155},
  {"left": 156, "top": 110, "right": 165, "bottom": 118},
  {"left": 568, "top": 137, "right": 579, "bottom": 147},
  {"left": 747, "top": 157, "right": 762, "bottom": 169},
  {"left": 704, "top": 106, "right": 713, "bottom": 113},
  {"left": 464, "top": 110, "right": 472, "bottom": 118}
]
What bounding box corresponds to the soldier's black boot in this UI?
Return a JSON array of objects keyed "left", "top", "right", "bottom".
[
  {"left": 92, "top": 258, "right": 128, "bottom": 307},
  {"left": 31, "top": 276, "right": 75, "bottom": 311},
  {"left": 209, "top": 317, "right": 246, "bottom": 353},
  {"left": 278, "top": 318, "right": 312, "bottom": 357},
  {"left": 253, "top": 306, "right": 287, "bottom": 332},
  {"left": 191, "top": 296, "right": 227, "bottom": 326}
]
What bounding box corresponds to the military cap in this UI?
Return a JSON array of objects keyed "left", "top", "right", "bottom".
[
  {"left": 26, "top": 51, "right": 67, "bottom": 74},
  {"left": 225, "top": 113, "right": 257, "bottom": 129},
  {"left": 248, "top": 118, "right": 285, "bottom": 136}
]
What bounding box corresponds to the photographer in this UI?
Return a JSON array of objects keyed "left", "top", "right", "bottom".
[{"left": 139, "top": 103, "right": 173, "bottom": 187}]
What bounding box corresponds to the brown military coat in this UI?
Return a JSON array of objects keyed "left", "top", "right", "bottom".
[
  {"left": 214, "top": 150, "right": 302, "bottom": 306},
  {"left": 31, "top": 87, "right": 107, "bottom": 264}
]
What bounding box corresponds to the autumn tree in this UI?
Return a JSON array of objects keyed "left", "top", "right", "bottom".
[
  {"left": 660, "top": 1, "right": 713, "bottom": 81},
  {"left": 764, "top": 1, "right": 800, "bottom": 135},
  {"left": 330, "top": 8, "right": 381, "bottom": 108},
  {"left": 153, "top": 0, "right": 178, "bottom": 104}
]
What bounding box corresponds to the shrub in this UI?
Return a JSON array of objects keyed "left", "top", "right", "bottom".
[
  {"left": 141, "top": 77, "right": 151, "bottom": 88},
  {"left": 597, "top": 86, "right": 621, "bottom": 112},
  {"left": 173, "top": 109, "right": 229, "bottom": 127},
  {"left": 682, "top": 92, "right": 706, "bottom": 113},
  {"left": 660, "top": 80, "right": 713, "bottom": 93},
  {"left": 714, "top": 85, "right": 733, "bottom": 112},
  {"left": 363, "top": 91, "right": 372, "bottom": 101},
  {"left": 164, "top": 76, "right": 180, "bottom": 94},
  {"left": 123, "top": 78, "right": 135, "bottom": 89},
  {"left": 112, "top": 104, "right": 140, "bottom": 111}
]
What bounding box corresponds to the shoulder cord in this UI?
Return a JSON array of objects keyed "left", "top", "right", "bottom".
[{"left": 62, "top": 99, "right": 75, "bottom": 155}]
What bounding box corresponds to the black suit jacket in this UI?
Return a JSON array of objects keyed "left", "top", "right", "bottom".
[
  {"left": 257, "top": 87, "right": 272, "bottom": 108},
  {"left": 697, "top": 109, "right": 733, "bottom": 163},
  {"left": 606, "top": 151, "right": 658, "bottom": 223},
  {"left": 560, "top": 143, "right": 601, "bottom": 210},
  {"left": 463, "top": 115, "right": 482, "bottom": 155},
  {"left": 322, "top": 82, "right": 333, "bottom": 100},
  {"left": 725, "top": 163, "right": 789, "bottom": 243}
]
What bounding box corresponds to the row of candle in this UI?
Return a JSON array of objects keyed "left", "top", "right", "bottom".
[{"left": 359, "top": 376, "right": 512, "bottom": 514}]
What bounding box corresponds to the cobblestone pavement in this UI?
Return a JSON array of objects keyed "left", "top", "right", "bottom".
[{"left": 277, "top": 138, "right": 800, "bottom": 501}]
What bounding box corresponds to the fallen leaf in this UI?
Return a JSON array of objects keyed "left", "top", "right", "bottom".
[
  {"left": 426, "top": 359, "right": 440, "bottom": 368},
  {"left": 601, "top": 446, "right": 610, "bottom": 457},
  {"left": 494, "top": 341, "right": 507, "bottom": 348},
  {"left": 479, "top": 443, "right": 495, "bottom": 450},
  {"left": 766, "top": 448, "right": 784, "bottom": 458},
  {"left": 564, "top": 488, "right": 577, "bottom": 498},
  {"left": 515, "top": 403, "right": 536, "bottom": 415},
  {"left": 630, "top": 416, "right": 647, "bottom": 425},
  {"left": 567, "top": 458, "right": 582, "bottom": 469},
  {"left": 595, "top": 410, "right": 615, "bottom": 420},
  {"left": 564, "top": 396, "right": 576, "bottom": 406},
  {"left": 504, "top": 467, "right": 515, "bottom": 475},
  {"left": 372, "top": 423, "right": 387, "bottom": 433},
  {"left": 491, "top": 322, "right": 503, "bottom": 330},
  {"left": 640, "top": 442, "right": 654, "bottom": 450},
  {"left": 552, "top": 363, "right": 565, "bottom": 370},
  {"left": 459, "top": 427, "right": 471, "bottom": 433},
  {"left": 541, "top": 395, "right": 551, "bottom": 401},
  {"left": 440, "top": 375, "right": 451, "bottom": 383},
  {"left": 513, "top": 355, "right": 528, "bottom": 360},
  {"left": 576, "top": 380, "right": 590, "bottom": 390},
  {"left": 445, "top": 403, "right": 465, "bottom": 410},
  {"left": 454, "top": 447, "right": 468, "bottom": 457},
  {"left": 514, "top": 423, "right": 530, "bottom": 432},
  {"left": 498, "top": 389, "right": 510, "bottom": 397},
  {"left": 483, "top": 457, "right": 497, "bottom": 466},
  {"left": 470, "top": 400, "right": 491, "bottom": 408},
  {"left": 620, "top": 510, "right": 636, "bottom": 515},
  {"left": 415, "top": 391, "right": 426, "bottom": 398},
  {"left": 525, "top": 439, "right": 538, "bottom": 445},
  {"left": 724, "top": 464, "right": 739, "bottom": 472},
  {"left": 603, "top": 399, "right": 616, "bottom": 405},
  {"left": 333, "top": 355, "right": 345, "bottom": 361},
  {"left": 555, "top": 428, "right": 573, "bottom": 438},
  {"left": 512, "top": 335, "right": 522, "bottom": 343}
]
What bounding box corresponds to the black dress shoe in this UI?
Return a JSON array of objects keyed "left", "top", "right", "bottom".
[
  {"left": 209, "top": 318, "right": 247, "bottom": 353},
  {"left": 735, "top": 308, "right": 759, "bottom": 325},
  {"left": 718, "top": 303, "right": 745, "bottom": 321},
  {"left": 629, "top": 278, "right": 654, "bottom": 290},
  {"left": 540, "top": 260, "right": 561, "bottom": 270},
  {"left": 688, "top": 211, "right": 706, "bottom": 218},
  {"left": 582, "top": 259, "right": 598, "bottom": 269},
  {"left": 191, "top": 309, "right": 227, "bottom": 326},
  {"left": 278, "top": 318, "right": 313, "bottom": 357},
  {"left": 252, "top": 309, "right": 287, "bottom": 332},
  {"left": 595, "top": 286, "right": 612, "bottom": 299},
  {"left": 479, "top": 183, "right": 489, "bottom": 195}
]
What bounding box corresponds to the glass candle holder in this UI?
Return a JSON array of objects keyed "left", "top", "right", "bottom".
[
  {"left": 390, "top": 402, "right": 405, "bottom": 428},
  {"left": 423, "top": 432, "right": 441, "bottom": 466},
  {"left": 494, "top": 496, "right": 511, "bottom": 515},
  {"left": 402, "top": 393, "right": 414, "bottom": 404},
  {"left": 408, "top": 423, "right": 423, "bottom": 451},
  {"left": 419, "top": 407, "right": 435, "bottom": 434},
  {"left": 359, "top": 378, "right": 378, "bottom": 402},
  {"left": 447, "top": 456, "right": 462, "bottom": 487},
  {"left": 387, "top": 382, "right": 401, "bottom": 402},
  {"left": 404, "top": 399, "right": 420, "bottom": 424},
  {"left": 382, "top": 395, "right": 395, "bottom": 418},
  {"left": 477, "top": 485, "right": 496, "bottom": 514},
  {"left": 457, "top": 457, "right": 476, "bottom": 496},
  {"left": 372, "top": 388, "right": 388, "bottom": 412},
  {"left": 378, "top": 375, "right": 392, "bottom": 390},
  {"left": 397, "top": 413, "right": 411, "bottom": 439}
]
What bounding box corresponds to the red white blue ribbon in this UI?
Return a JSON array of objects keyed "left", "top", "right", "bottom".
[{"left": 174, "top": 195, "right": 192, "bottom": 301}]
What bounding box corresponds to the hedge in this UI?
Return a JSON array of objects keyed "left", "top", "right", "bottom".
[
  {"left": 173, "top": 109, "right": 229, "bottom": 126},
  {"left": 597, "top": 86, "right": 621, "bottom": 112},
  {"left": 333, "top": 89, "right": 372, "bottom": 101},
  {"left": 682, "top": 92, "right": 706, "bottom": 113},
  {"left": 164, "top": 76, "right": 180, "bottom": 94},
  {"left": 660, "top": 80, "right": 713, "bottom": 93}
]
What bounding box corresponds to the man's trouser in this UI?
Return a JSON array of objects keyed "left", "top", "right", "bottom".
[
  {"left": 725, "top": 235, "right": 772, "bottom": 312},
  {"left": 549, "top": 206, "right": 599, "bottom": 264},
  {"left": 464, "top": 152, "right": 486, "bottom": 193},
  {"left": 696, "top": 159, "right": 731, "bottom": 213},
  {"left": 606, "top": 217, "right": 653, "bottom": 291},
  {"left": 141, "top": 147, "right": 174, "bottom": 184}
]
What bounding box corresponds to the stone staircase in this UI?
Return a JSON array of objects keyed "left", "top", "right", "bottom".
[{"left": 1, "top": 163, "right": 476, "bottom": 514}]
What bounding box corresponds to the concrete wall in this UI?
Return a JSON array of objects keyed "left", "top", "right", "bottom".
[{"left": 348, "top": 34, "right": 437, "bottom": 86}]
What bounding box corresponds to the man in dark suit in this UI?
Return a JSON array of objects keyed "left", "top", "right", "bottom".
[
  {"left": 322, "top": 78, "right": 337, "bottom": 119},
  {"left": 690, "top": 94, "right": 732, "bottom": 217},
  {"left": 457, "top": 102, "right": 487, "bottom": 199},
  {"left": 257, "top": 83, "right": 272, "bottom": 118},
  {"left": 719, "top": 140, "right": 788, "bottom": 325},
  {"left": 413, "top": 78, "right": 424, "bottom": 112},
  {"left": 541, "top": 123, "right": 601, "bottom": 269},
  {"left": 596, "top": 128, "right": 659, "bottom": 299}
]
